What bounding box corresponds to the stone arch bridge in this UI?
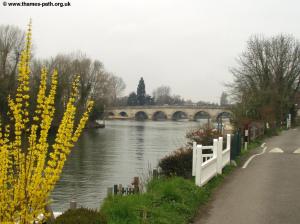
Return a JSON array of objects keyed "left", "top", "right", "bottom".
[{"left": 106, "top": 106, "right": 231, "bottom": 121}]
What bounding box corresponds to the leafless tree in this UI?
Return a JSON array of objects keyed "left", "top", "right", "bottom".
[
  {"left": 0, "top": 25, "right": 25, "bottom": 78},
  {"left": 108, "top": 76, "right": 126, "bottom": 106},
  {"left": 229, "top": 34, "right": 300, "bottom": 125},
  {"left": 220, "top": 92, "right": 229, "bottom": 106},
  {"left": 30, "top": 52, "right": 125, "bottom": 123},
  {"left": 0, "top": 25, "right": 25, "bottom": 121},
  {"left": 152, "top": 85, "right": 172, "bottom": 105}
]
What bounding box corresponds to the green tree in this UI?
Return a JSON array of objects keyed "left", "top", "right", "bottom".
[
  {"left": 127, "top": 92, "right": 137, "bottom": 106},
  {"left": 137, "top": 77, "right": 146, "bottom": 105}
]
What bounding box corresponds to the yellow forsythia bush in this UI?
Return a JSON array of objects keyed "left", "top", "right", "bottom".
[{"left": 0, "top": 22, "right": 93, "bottom": 223}]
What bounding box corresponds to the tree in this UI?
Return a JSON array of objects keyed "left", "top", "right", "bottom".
[
  {"left": 0, "top": 22, "right": 93, "bottom": 223},
  {"left": 30, "top": 52, "right": 124, "bottom": 123},
  {"left": 152, "top": 85, "right": 172, "bottom": 105},
  {"left": 229, "top": 34, "right": 300, "bottom": 127},
  {"left": 220, "top": 92, "right": 229, "bottom": 106},
  {"left": 137, "top": 77, "right": 146, "bottom": 105},
  {"left": 145, "top": 94, "right": 155, "bottom": 105},
  {"left": 127, "top": 92, "right": 137, "bottom": 106},
  {"left": 109, "top": 76, "right": 126, "bottom": 106},
  {"left": 0, "top": 25, "right": 25, "bottom": 122},
  {"left": 0, "top": 25, "right": 25, "bottom": 78},
  {"left": 152, "top": 86, "right": 186, "bottom": 105},
  {"left": 171, "top": 94, "right": 185, "bottom": 105},
  {"left": 115, "top": 95, "right": 129, "bottom": 106}
]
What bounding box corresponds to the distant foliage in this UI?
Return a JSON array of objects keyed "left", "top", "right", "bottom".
[
  {"left": 158, "top": 147, "right": 192, "bottom": 179},
  {"left": 0, "top": 24, "right": 125, "bottom": 124},
  {"left": 196, "top": 100, "right": 219, "bottom": 107},
  {"left": 220, "top": 92, "right": 229, "bottom": 106},
  {"left": 127, "top": 92, "right": 138, "bottom": 106},
  {"left": 52, "top": 208, "right": 107, "bottom": 224},
  {"left": 152, "top": 85, "right": 185, "bottom": 105}
]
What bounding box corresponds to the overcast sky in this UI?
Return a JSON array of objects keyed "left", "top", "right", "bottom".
[{"left": 1, "top": 0, "right": 299, "bottom": 102}]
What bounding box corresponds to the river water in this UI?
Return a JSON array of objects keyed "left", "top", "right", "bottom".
[{"left": 51, "top": 120, "right": 201, "bottom": 211}]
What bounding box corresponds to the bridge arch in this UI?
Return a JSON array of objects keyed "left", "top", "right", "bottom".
[
  {"left": 172, "top": 111, "right": 188, "bottom": 121},
  {"left": 152, "top": 111, "right": 167, "bottom": 121},
  {"left": 194, "top": 111, "right": 211, "bottom": 122},
  {"left": 216, "top": 111, "right": 232, "bottom": 132},
  {"left": 119, "top": 111, "right": 128, "bottom": 117},
  {"left": 135, "top": 111, "right": 148, "bottom": 121},
  {"left": 217, "top": 111, "right": 232, "bottom": 120}
]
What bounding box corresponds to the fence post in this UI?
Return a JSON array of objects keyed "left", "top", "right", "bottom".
[
  {"left": 217, "top": 137, "right": 223, "bottom": 174},
  {"left": 195, "top": 144, "right": 202, "bottom": 186},
  {"left": 192, "top": 142, "right": 197, "bottom": 176},
  {"left": 244, "top": 129, "right": 249, "bottom": 151},
  {"left": 113, "top": 184, "right": 118, "bottom": 195},
  {"left": 237, "top": 131, "right": 241, "bottom": 155},
  {"left": 153, "top": 169, "right": 158, "bottom": 178},
  {"left": 230, "top": 133, "right": 236, "bottom": 160},
  {"left": 226, "top": 134, "right": 231, "bottom": 150},
  {"left": 213, "top": 139, "right": 218, "bottom": 158},
  {"left": 107, "top": 187, "right": 113, "bottom": 197},
  {"left": 70, "top": 200, "right": 77, "bottom": 210}
]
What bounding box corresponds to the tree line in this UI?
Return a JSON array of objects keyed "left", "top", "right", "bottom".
[
  {"left": 0, "top": 24, "right": 125, "bottom": 125},
  {"left": 116, "top": 77, "right": 220, "bottom": 107}
]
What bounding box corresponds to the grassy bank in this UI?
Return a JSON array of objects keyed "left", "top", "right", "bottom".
[
  {"left": 100, "top": 137, "right": 264, "bottom": 224},
  {"left": 101, "top": 166, "right": 235, "bottom": 224}
]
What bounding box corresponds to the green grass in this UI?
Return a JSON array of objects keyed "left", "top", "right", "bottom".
[{"left": 100, "top": 166, "right": 236, "bottom": 224}]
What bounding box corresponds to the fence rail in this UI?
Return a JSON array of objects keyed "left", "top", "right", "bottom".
[{"left": 192, "top": 134, "right": 231, "bottom": 187}]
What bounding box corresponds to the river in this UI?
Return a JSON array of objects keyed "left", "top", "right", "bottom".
[{"left": 51, "top": 120, "right": 202, "bottom": 211}]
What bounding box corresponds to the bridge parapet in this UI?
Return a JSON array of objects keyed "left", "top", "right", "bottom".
[
  {"left": 107, "top": 105, "right": 230, "bottom": 110},
  {"left": 106, "top": 106, "right": 231, "bottom": 121}
]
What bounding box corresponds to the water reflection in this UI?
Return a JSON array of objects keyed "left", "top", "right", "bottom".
[
  {"left": 51, "top": 120, "right": 200, "bottom": 211},
  {"left": 135, "top": 124, "right": 145, "bottom": 160}
]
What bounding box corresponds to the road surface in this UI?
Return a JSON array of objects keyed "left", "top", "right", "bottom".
[{"left": 194, "top": 128, "right": 300, "bottom": 224}]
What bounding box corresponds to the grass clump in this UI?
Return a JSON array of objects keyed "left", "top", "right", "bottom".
[{"left": 52, "top": 208, "right": 107, "bottom": 224}]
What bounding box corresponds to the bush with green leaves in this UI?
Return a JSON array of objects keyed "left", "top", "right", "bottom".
[
  {"left": 52, "top": 208, "right": 107, "bottom": 224},
  {"left": 158, "top": 147, "right": 192, "bottom": 179}
]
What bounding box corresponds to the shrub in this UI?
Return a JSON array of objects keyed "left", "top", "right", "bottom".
[
  {"left": 52, "top": 208, "right": 107, "bottom": 224},
  {"left": 186, "top": 124, "right": 222, "bottom": 146},
  {"left": 158, "top": 147, "right": 192, "bottom": 178}
]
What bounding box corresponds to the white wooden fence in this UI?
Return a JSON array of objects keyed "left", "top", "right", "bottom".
[{"left": 192, "top": 134, "right": 231, "bottom": 187}]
